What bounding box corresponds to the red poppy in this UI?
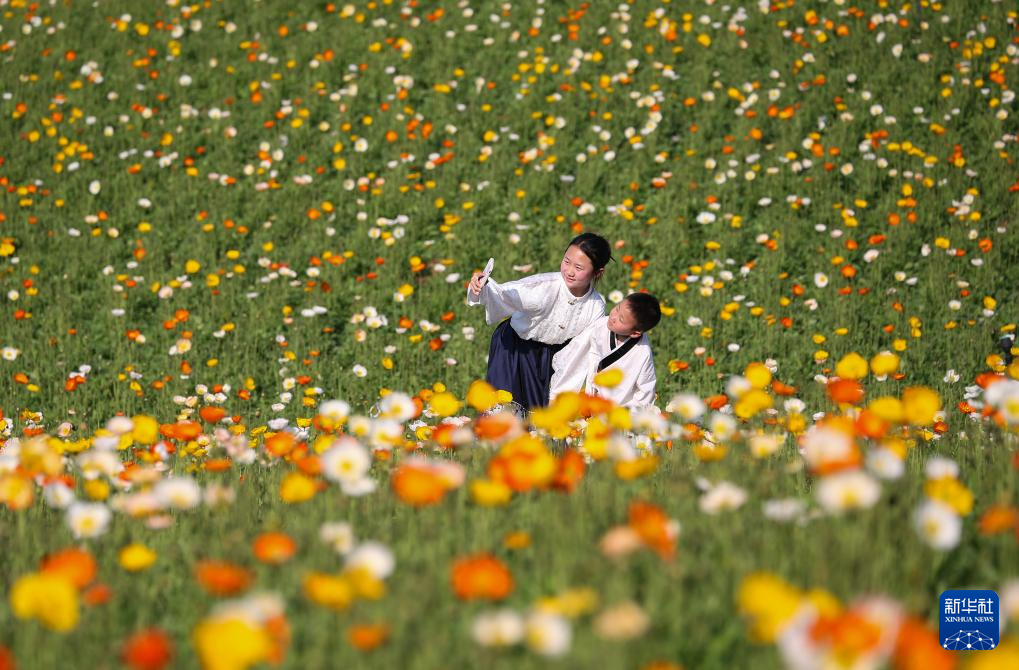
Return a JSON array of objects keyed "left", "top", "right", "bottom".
[{"left": 121, "top": 628, "right": 173, "bottom": 670}]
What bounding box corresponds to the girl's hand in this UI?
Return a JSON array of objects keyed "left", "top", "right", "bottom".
[{"left": 469, "top": 271, "right": 488, "bottom": 297}]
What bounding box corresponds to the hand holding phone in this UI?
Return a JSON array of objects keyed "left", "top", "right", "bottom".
[{"left": 469, "top": 258, "right": 495, "bottom": 296}]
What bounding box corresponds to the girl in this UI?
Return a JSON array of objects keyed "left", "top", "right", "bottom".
[{"left": 467, "top": 232, "right": 612, "bottom": 410}]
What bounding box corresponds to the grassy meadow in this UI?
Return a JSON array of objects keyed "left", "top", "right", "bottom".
[{"left": 0, "top": 0, "right": 1017, "bottom": 668}]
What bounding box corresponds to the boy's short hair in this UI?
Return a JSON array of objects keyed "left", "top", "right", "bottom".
[{"left": 623, "top": 292, "right": 661, "bottom": 333}]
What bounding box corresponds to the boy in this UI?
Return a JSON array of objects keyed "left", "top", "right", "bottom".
[{"left": 549, "top": 292, "right": 662, "bottom": 409}]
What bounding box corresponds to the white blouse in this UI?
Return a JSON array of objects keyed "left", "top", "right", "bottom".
[
  {"left": 466, "top": 272, "right": 605, "bottom": 345},
  {"left": 550, "top": 315, "right": 657, "bottom": 409}
]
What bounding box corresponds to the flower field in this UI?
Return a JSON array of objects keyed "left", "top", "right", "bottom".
[{"left": 1, "top": 0, "right": 1017, "bottom": 667}]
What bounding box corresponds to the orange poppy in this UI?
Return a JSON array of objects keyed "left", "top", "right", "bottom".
[
  {"left": 264, "top": 432, "right": 297, "bottom": 457},
  {"left": 120, "top": 628, "right": 173, "bottom": 670},
  {"left": 811, "top": 451, "right": 863, "bottom": 476},
  {"left": 198, "top": 407, "right": 226, "bottom": 424},
  {"left": 347, "top": 623, "right": 389, "bottom": 652},
  {"left": 808, "top": 611, "right": 882, "bottom": 654},
  {"left": 771, "top": 380, "right": 798, "bottom": 396},
  {"left": 978, "top": 505, "right": 1019, "bottom": 536},
  {"left": 473, "top": 412, "right": 521, "bottom": 442},
  {"left": 391, "top": 464, "right": 446, "bottom": 507},
  {"left": 287, "top": 443, "right": 310, "bottom": 463},
  {"left": 628, "top": 500, "right": 675, "bottom": 559},
  {"left": 430, "top": 423, "right": 459, "bottom": 449},
  {"left": 891, "top": 616, "right": 955, "bottom": 670},
  {"left": 265, "top": 615, "right": 291, "bottom": 664},
  {"left": 827, "top": 379, "right": 864, "bottom": 405},
  {"left": 194, "top": 560, "right": 253, "bottom": 597},
  {"left": 173, "top": 421, "right": 202, "bottom": 440},
  {"left": 854, "top": 410, "right": 889, "bottom": 439},
  {"left": 252, "top": 532, "right": 297, "bottom": 565},
  {"left": 203, "top": 458, "right": 232, "bottom": 473},
  {"left": 956, "top": 401, "right": 977, "bottom": 414},
  {"left": 486, "top": 436, "right": 557, "bottom": 492},
  {"left": 450, "top": 554, "right": 513, "bottom": 601},
  {"left": 159, "top": 421, "right": 202, "bottom": 441},
  {"left": 551, "top": 449, "right": 586, "bottom": 493},
  {"left": 295, "top": 454, "right": 322, "bottom": 476},
  {"left": 40, "top": 547, "right": 96, "bottom": 589},
  {"left": 975, "top": 372, "right": 1004, "bottom": 389},
  {"left": 578, "top": 393, "right": 615, "bottom": 417},
  {"left": 83, "top": 582, "right": 113, "bottom": 606},
  {"left": 705, "top": 394, "right": 729, "bottom": 410},
  {"left": 311, "top": 414, "right": 339, "bottom": 434}
]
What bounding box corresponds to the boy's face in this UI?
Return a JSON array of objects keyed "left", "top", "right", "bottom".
[{"left": 607, "top": 301, "right": 641, "bottom": 338}]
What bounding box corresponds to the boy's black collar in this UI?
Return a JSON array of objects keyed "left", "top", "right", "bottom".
[{"left": 598, "top": 331, "right": 639, "bottom": 372}]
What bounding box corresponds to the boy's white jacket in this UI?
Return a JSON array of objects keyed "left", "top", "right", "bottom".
[
  {"left": 550, "top": 315, "right": 657, "bottom": 409},
  {"left": 466, "top": 272, "right": 605, "bottom": 345}
]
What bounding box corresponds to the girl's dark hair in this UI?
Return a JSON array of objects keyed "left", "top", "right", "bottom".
[{"left": 566, "top": 232, "right": 613, "bottom": 271}]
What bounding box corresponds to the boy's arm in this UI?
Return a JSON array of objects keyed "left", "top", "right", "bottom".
[
  {"left": 630, "top": 352, "right": 657, "bottom": 408},
  {"left": 549, "top": 321, "right": 596, "bottom": 401}
]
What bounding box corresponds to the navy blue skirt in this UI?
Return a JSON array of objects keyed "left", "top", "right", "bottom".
[{"left": 486, "top": 320, "right": 570, "bottom": 410}]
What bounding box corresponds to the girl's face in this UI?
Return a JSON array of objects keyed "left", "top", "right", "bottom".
[{"left": 560, "top": 245, "right": 602, "bottom": 295}]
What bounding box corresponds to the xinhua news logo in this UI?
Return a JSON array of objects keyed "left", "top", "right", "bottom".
[{"left": 939, "top": 590, "right": 999, "bottom": 651}]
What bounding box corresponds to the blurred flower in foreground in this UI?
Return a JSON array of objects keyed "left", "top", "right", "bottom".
[
  {"left": 40, "top": 547, "right": 97, "bottom": 589},
  {"left": 121, "top": 628, "right": 173, "bottom": 670},
  {"left": 195, "top": 560, "right": 253, "bottom": 597},
  {"left": 534, "top": 587, "right": 599, "bottom": 619},
  {"left": 66, "top": 501, "right": 112, "bottom": 539},
  {"left": 451, "top": 553, "right": 513, "bottom": 601},
  {"left": 252, "top": 532, "right": 297, "bottom": 565},
  {"left": 347, "top": 623, "right": 389, "bottom": 652},
  {"left": 345, "top": 541, "right": 395, "bottom": 580},
  {"left": 119, "top": 544, "right": 158, "bottom": 572},
  {"left": 392, "top": 457, "right": 464, "bottom": 506},
  {"left": 321, "top": 437, "right": 375, "bottom": 496},
  {"left": 319, "top": 521, "right": 356, "bottom": 555},
  {"left": 739, "top": 572, "right": 952, "bottom": 669},
  {"left": 601, "top": 500, "right": 679, "bottom": 560},
  {"left": 594, "top": 601, "right": 651, "bottom": 641},
  {"left": 525, "top": 611, "right": 572, "bottom": 657},
  {"left": 193, "top": 616, "right": 270, "bottom": 670},
  {"left": 699, "top": 481, "right": 748, "bottom": 514},
  {"left": 472, "top": 609, "right": 525, "bottom": 647},
  {"left": 10, "top": 571, "right": 80, "bottom": 632},
  {"left": 914, "top": 500, "right": 962, "bottom": 551},
  {"left": 815, "top": 470, "right": 881, "bottom": 513},
  {"left": 965, "top": 639, "right": 1019, "bottom": 670},
  {"left": 195, "top": 593, "right": 289, "bottom": 669}
]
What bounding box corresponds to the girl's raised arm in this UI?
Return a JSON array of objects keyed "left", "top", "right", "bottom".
[{"left": 466, "top": 273, "right": 553, "bottom": 325}]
